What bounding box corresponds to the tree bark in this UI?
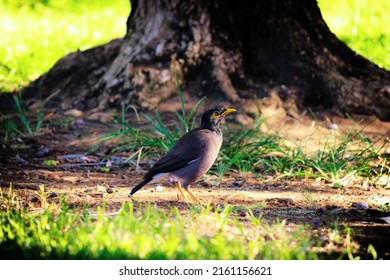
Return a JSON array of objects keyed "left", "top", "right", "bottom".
[{"left": 14, "top": 0, "right": 390, "bottom": 120}]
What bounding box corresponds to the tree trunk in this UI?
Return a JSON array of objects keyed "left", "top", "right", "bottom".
[{"left": 17, "top": 0, "right": 390, "bottom": 120}]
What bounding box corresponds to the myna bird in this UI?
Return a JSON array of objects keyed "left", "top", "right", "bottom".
[{"left": 128, "top": 106, "right": 236, "bottom": 204}]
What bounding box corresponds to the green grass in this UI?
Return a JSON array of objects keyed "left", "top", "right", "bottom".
[
  {"left": 97, "top": 94, "right": 389, "bottom": 188},
  {"left": 94, "top": 88, "right": 205, "bottom": 165},
  {"left": 318, "top": 0, "right": 390, "bottom": 70},
  {"left": 0, "top": 0, "right": 130, "bottom": 92},
  {"left": 0, "top": 92, "right": 45, "bottom": 139},
  {"left": 222, "top": 127, "right": 389, "bottom": 190},
  {"left": 1, "top": 188, "right": 356, "bottom": 260}
]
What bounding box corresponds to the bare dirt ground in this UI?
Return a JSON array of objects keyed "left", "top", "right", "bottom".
[{"left": 1, "top": 99, "right": 390, "bottom": 259}]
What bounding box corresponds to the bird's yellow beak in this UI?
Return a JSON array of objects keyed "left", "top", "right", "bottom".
[
  {"left": 211, "top": 108, "right": 236, "bottom": 119},
  {"left": 222, "top": 108, "right": 236, "bottom": 116}
]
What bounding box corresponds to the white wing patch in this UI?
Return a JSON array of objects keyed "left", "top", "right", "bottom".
[{"left": 187, "top": 158, "right": 199, "bottom": 165}]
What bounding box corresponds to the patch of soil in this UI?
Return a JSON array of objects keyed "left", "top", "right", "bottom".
[{"left": 1, "top": 107, "right": 389, "bottom": 259}]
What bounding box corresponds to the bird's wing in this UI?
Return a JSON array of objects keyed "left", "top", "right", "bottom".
[{"left": 144, "top": 129, "right": 207, "bottom": 179}]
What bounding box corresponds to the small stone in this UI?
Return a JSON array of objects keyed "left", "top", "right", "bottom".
[
  {"left": 75, "top": 118, "right": 85, "bottom": 129},
  {"left": 35, "top": 147, "right": 50, "bottom": 157},
  {"left": 155, "top": 185, "right": 164, "bottom": 192},
  {"left": 47, "top": 192, "right": 58, "bottom": 198},
  {"left": 63, "top": 109, "right": 83, "bottom": 117},
  {"left": 317, "top": 207, "right": 325, "bottom": 215},
  {"left": 356, "top": 202, "right": 369, "bottom": 210},
  {"left": 313, "top": 219, "right": 321, "bottom": 226},
  {"left": 49, "top": 173, "right": 61, "bottom": 180},
  {"left": 106, "top": 187, "right": 114, "bottom": 194},
  {"left": 327, "top": 123, "right": 338, "bottom": 130},
  {"left": 166, "top": 177, "right": 174, "bottom": 183}
]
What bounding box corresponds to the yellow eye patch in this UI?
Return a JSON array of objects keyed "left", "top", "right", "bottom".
[{"left": 211, "top": 112, "right": 221, "bottom": 119}]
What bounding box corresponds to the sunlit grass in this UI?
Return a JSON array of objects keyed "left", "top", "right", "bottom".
[
  {"left": 318, "top": 0, "right": 390, "bottom": 70},
  {"left": 0, "top": 188, "right": 353, "bottom": 260},
  {"left": 0, "top": 0, "right": 130, "bottom": 92}
]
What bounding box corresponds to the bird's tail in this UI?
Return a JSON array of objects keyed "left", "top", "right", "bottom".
[{"left": 128, "top": 178, "right": 152, "bottom": 197}]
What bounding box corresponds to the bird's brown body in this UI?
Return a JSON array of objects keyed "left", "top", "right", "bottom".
[
  {"left": 150, "top": 128, "right": 222, "bottom": 187},
  {"left": 129, "top": 107, "right": 235, "bottom": 204}
]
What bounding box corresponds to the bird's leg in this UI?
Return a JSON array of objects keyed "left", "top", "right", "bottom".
[
  {"left": 185, "top": 188, "right": 206, "bottom": 206},
  {"left": 175, "top": 182, "right": 190, "bottom": 203}
]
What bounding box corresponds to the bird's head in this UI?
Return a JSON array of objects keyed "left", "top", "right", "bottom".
[{"left": 201, "top": 107, "right": 236, "bottom": 130}]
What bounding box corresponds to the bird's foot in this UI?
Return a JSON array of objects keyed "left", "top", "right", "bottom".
[
  {"left": 175, "top": 182, "right": 205, "bottom": 206},
  {"left": 185, "top": 189, "right": 206, "bottom": 206}
]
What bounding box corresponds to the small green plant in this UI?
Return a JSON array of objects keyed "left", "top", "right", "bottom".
[
  {"left": 306, "top": 127, "right": 390, "bottom": 186},
  {"left": 12, "top": 93, "right": 34, "bottom": 135},
  {"left": 216, "top": 107, "right": 279, "bottom": 179},
  {"left": 378, "top": 203, "right": 389, "bottom": 213},
  {"left": 1, "top": 92, "right": 45, "bottom": 137},
  {"left": 141, "top": 81, "right": 205, "bottom": 150},
  {"left": 99, "top": 167, "right": 110, "bottom": 173},
  {"left": 0, "top": 118, "right": 19, "bottom": 141},
  {"left": 42, "top": 159, "right": 58, "bottom": 166},
  {"left": 301, "top": 190, "right": 317, "bottom": 209}
]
